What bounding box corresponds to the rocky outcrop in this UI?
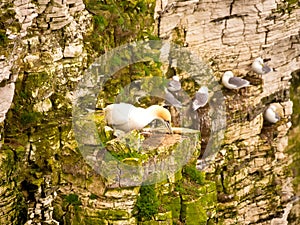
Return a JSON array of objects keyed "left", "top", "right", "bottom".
[
  {"left": 286, "top": 70, "right": 300, "bottom": 225},
  {"left": 0, "top": 0, "right": 299, "bottom": 224},
  {"left": 0, "top": 0, "right": 91, "bottom": 224},
  {"left": 156, "top": 0, "right": 299, "bottom": 224}
]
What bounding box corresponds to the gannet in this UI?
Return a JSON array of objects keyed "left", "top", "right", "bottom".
[
  {"left": 264, "top": 104, "right": 282, "bottom": 123},
  {"left": 104, "top": 103, "right": 172, "bottom": 133},
  {"left": 222, "top": 71, "right": 250, "bottom": 90},
  {"left": 167, "top": 75, "right": 181, "bottom": 92},
  {"left": 192, "top": 86, "right": 209, "bottom": 110},
  {"left": 251, "top": 57, "right": 273, "bottom": 75}
]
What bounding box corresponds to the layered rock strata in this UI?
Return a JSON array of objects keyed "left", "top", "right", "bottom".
[{"left": 156, "top": 0, "right": 299, "bottom": 224}]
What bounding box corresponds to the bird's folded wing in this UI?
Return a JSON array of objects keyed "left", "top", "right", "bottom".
[
  {"left": 165, "top": 90, "right": 182, "bottom": 108},
  {"left": 228, "top": 77, "right": 249, "bottom": 86},
  {"left": 262, "top": 64, "right": 272, "bottom": 73},
  {"left": 167, "top": 80, "right": 181, "bottom": 92},
  {"left": 105, "top": 104, "right": 132, "bottom": 126},
  {"left": 192, "top": 92, "right": 208, "bottom": 110}
]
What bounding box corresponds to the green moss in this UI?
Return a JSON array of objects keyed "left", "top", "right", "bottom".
[
  {"left": 175, "top": 181, "right": 203, "bottom": 201},
  {"left": 97, "top": 60, "right": 164, "bottom": 108},
  {"left": 64, "top": 193, "right": 82, "bottom": 206},
  {"left": 160, "top": 194, "right": 181, "bottom": 222},
  {"left": 20, "top": 111, "right": 42, "bottom": 126},
  {"left": 104, "top": 130, "right": 150, "bottom": 161},
  {"left": 83, "top": 217, "right": 108, "bottom": 225},
  {"left": 5, "top": 70, "right": 60, "bottom": 135},
  {"left": 0, "top": 4, "right": 18, "bottom": 48},
  {"left": 198, "top": 188, "right": 217, "bottom": 208},
  {"left": 89, "top": 193, "right": 99, "bottom": 200},
  {"left": 110, "top": 151, "right": 145, "bottom": 161},
  {"left": 285, "top": 0, "right": 299, "bottom": 5},
  {"left": 0, "top": 30, "right": 8, "bottom": 46},
  {"left": 170, "top": 165, "right": 217, "bottom": 224},
  {"left": 0, "top": 146, "right": 28, "bottom": 224},
  {"left": 288, "top": 70, "right": 300, "bottom": 194},
  {"left": 139, "top": 221, "right": 160, "bottom": 225},
  {"left": 181, "top": 199, "right": 208, "bottom": 225},
  {"left": 183, "top": 164, "right": 205, "bottom": 185},
  {"left": 14, "top": 191, "right": 28, "bottom": 224},
  {"left": 172, "top": 27, "right": 185, "bottom": 46},
  {"left": 107, "top": 210, "right": 129, "bottom": 219},
  {"left": 290, "top": 71, "right": 300, "bottom": 124},
  {"left": 0, "top": 147, "right": 15, "bottom": 172},
  {"left": 275, "top": 0, "right": 300, "bottom": 14},
  {"left": 84, "top": 0, "right": 157, "bottom": 54},
  {"left": 136, "top": 184, "right": 160, "bottom": 221},
  {"left": 205, "top": 181, "right": 216, "bottom": 193},
  {"left": 93, "top": 14, "right": 108, "bottom": 32}
]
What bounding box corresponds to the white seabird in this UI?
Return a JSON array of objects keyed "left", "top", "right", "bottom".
[
  {"left": 167, "top": 75, "right": 181, "bottom": 92},
  {"left": 251, "top": 57, "right": 273, "bottom": 75},
  {"left": 264, "top": 103, "right": 283, "bottom": 123},
  {"left": 222, "top": 71, "right": 250, "bottom": 90},
  {"left": 104, "top": 103, "right": 172, "bottom": 133},
  {"left": 192, "top": 86, "right": 209, "bottom": 111}
]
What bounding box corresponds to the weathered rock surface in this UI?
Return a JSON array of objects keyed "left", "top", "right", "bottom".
[
  {"left": 0, "top": 0, "right": 91, "bottom": 224},
  {"left": 0, "top": 0, "right": 299, "bottom": 224},
  {"left": 156, "top": 0, "right": 299, "bottom": 224},
  {"left": 0, "top": 83, "right": 15, "bottom": 123}
]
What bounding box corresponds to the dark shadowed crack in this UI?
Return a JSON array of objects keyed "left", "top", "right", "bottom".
[
  {"left": 210, "top": 14, "right": 248, "bottom": 23},
  {"left": 229, "top": 0, "right": 236, "bottom": 15},
  {"left": 254, "top": 4, "right": 262, "bottom": 34}
]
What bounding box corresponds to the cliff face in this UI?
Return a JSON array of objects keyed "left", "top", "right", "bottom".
[
  {"left": 155, "top": 0, "right": 299, "bottom": 224},
  {"left": 0, "top": 0, "right": 91, "bottom": 224},
  {"left": 0, "top": 0, "right": 299, "bottom": 224},
  {"left": 288, "top": 69, "right": 300, "bottom": 225}
]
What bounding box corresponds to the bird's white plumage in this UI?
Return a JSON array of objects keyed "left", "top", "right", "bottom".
[
  {"left": 192, "top": 86, "right": 209, "bottom": 110},
  {"left": 167, "top": 75, "right": 181, "bottom": 92},
  {"left": 251, "top": 57, "right": 273, "bottom": 75},
  {"left": 104, "top": 103, "right": 172, "bottom": 132},
  {"left": 172, "top": 75, "right": 180, "bottom": 82},
  {"left": 222, "top": 71, "right": 250, "bottom": 90},
  {"left": 264, "top": 104, "right": 282, "bottom": 123}
]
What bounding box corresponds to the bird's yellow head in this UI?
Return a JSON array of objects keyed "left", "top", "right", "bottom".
[{"left": 155, "top": 106, "right": 171, "bottom": 123}]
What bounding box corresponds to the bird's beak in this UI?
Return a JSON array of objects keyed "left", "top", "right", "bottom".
[{"left": 164, "top": 121, "right": 173, "bottom": 134}]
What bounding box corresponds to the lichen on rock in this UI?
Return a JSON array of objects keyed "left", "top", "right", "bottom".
[{"left": 0, "top": 0, "right": 300, "bottom": 224}]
